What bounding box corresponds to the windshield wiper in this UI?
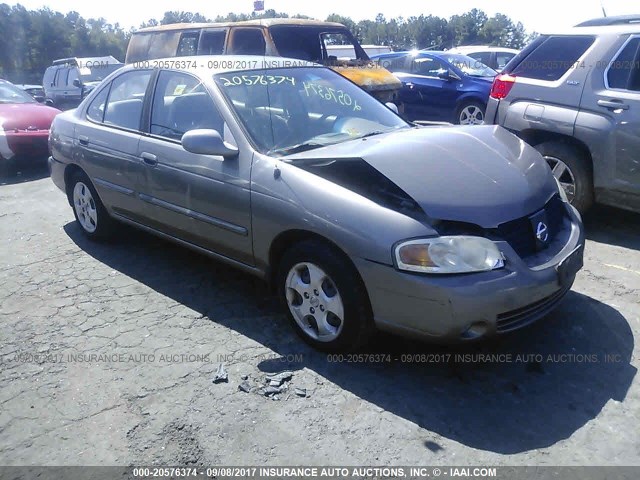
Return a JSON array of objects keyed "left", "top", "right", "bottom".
[{"left": 269, "top": 141, "right": 326, "bottom": 156}]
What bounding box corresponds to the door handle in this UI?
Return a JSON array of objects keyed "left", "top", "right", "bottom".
[
  {"left": 597, "top": 99, "right": 629, "bottom": 110},
  {"left": 78, "top": 135, "right": 89, "bottom": 146},
  {"left": 140, "top": 152, "right": 158, "bottom": 166}
]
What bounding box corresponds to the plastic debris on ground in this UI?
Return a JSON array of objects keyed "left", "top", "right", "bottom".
[{"left": 212, "top": 363, "right": 228, "bottom": 383}]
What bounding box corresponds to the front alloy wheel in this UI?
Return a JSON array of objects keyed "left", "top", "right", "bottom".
[
  {"left": 285, "top": 262, "right": 345, "bottom": 342},
  {"left": 277, "top": 240, "right": 374, "bottom": 351}
]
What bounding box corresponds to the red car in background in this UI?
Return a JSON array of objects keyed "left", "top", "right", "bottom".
[{"left": 0, "top": 79, "right": 60, "bottom": 172}]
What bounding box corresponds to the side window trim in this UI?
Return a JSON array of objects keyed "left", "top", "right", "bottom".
[{"left": 604, "top": 34, "right": 640, "bottom": 91}]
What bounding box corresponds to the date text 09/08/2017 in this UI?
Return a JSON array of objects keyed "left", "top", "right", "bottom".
[{"left": 131, "top": 466, "right": 498, "bottom": 478}]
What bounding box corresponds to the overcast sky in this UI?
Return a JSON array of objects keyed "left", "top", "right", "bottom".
[{"left": 8, "top": 0, "right": 637, "bottom": 33}]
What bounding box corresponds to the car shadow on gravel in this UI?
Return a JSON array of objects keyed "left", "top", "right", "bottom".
[
  {"left": 64, "top": 222, "right": 637, "bottom": 455},
  {"left": 0, "top": 159, "right": 49, "bottom": 186},
  {"left": 583, "top": 204, "right": 640, "bottom": 251}
]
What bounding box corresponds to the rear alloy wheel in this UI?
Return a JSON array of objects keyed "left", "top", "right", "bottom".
[
  {"left": 277, "top": 240, "right": 374, "bottom": 352},
  {"left": 457, "top": 101, "right": 485, "bottom": 125},
  {"left": 69, "top": 171, "right": 115, "bottom": 240},
  {"left": 534, "top": 141, "right": 594, "bottom": 214}
]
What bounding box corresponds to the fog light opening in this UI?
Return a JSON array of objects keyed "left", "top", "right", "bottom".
[{"left": 461, "top": 321, "right": 489, "bottom": 339}]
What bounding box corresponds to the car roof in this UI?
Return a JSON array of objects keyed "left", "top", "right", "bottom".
[
  {"left": 374, "top": 50, "right": 468, "bottom": 58},
  {"left": 575, "top": 15, "right": 640, "bottom": 27},
  {"left": 450, "top": 46, "right": 519, "bottom": 53},
  {"left": 51, "top": 56, "right": 123, "bottom": 66},
  {"left": 120, "top": 55, "right": 321, "bottom": 76},
  {"left": 539, "top": 23, "right": 640, "bottom": 35},
  {"left": 135, "top": 18, "right": 346, "bottom": 33}
]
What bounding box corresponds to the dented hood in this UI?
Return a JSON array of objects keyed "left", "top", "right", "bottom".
[{"left": 287, "top": 125, "right": 558, "bottom": 228}]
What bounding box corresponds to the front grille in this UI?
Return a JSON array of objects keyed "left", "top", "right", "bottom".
[
  {"left": 492, "top": 194, "right": 566, "bottom": 258},
  {"left": 496, "top": 286, "right": 570, "bottom": 332}
]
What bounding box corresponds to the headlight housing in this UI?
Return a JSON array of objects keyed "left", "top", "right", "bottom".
[
  {"left": 554, "top": 176, "right": 569, "bottom": 203},
  {"left": 394, "top": 236, "right": 504, "bottom": 274}
]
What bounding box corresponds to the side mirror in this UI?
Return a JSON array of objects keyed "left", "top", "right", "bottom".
[
  {"left": 182, "top": 129, "right": 239, "bottom": 158},
  {"left": 438, "top": 69, "right": 461, "bottom": 81},
  {"left": 385, "top": 102, "right": 399, "bottom": 114},
  {"left": 73, "top": 78, "right": 82, "bottom": 88}
]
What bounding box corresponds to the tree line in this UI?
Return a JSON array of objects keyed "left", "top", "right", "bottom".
[{"left": 0, "top": 4, "right": 533, "bottom": 84}]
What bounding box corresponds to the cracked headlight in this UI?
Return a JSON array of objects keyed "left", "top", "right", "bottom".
[{"left": 394, "top": 236, "right": 504, "bottom": 274}]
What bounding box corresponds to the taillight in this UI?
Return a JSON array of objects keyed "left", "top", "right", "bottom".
[{"left": 490, "top": 74, "right": 516, "bottom": 99}]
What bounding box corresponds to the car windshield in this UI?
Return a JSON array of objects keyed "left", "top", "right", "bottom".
[
  {"left": 0, "top": 82, "right": 36, "bottom": 104},
  {"left": 442, "top": 54, "right": 497, "bottom": 77},
  {"left": 79, "top": 64, "right": 123, "bottom": 83},
  {"left": 214, "top": 67, "right": 408, "bottom": 156}
]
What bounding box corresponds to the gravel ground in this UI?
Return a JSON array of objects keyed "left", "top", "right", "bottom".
[{"left": 0, "top": 164, "right": 638, "bottom": 467}]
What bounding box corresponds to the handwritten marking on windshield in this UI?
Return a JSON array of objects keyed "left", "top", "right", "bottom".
[
  {"left": 302, "top": 81, "right": 361, "bottom": 112},
  {"left": 218, "top": 75, "right": 296, "bottom": 87}
]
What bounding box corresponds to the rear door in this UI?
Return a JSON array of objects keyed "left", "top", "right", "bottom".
[
  {"left": 74, "top": 69, "right": 153, "bottom": 223},
  {"left": 581, "top": 35, "right": 640, "bottom": 198},
  {"left": 137, "top": 70, "right": 253, "bottom": 265}
]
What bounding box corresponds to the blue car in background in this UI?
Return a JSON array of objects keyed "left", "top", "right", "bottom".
[{"left": 372, "top": 51, "right": 497, "bottom": 125}]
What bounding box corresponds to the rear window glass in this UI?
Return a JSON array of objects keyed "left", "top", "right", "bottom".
[
  {"left": 511, "top": 36, "right": 594, "bottom": 81},
  {"left": 607, "top": 37, "right": 640, "bottom": 90}
]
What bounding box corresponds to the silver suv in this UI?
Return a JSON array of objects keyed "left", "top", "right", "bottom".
[{"left": 485, "top": 24, "right": 640, "bottom": 214}]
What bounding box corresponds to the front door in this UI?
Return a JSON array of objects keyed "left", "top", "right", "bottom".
[{"left": 137, "top": 70, "right": 253, "bottom": 265}]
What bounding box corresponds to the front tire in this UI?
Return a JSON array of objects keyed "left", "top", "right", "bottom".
[
  {"left": 69, "top": 170, "right": 115, "bottom": 240},
  {"left": 534, "top": 141, "right": 594, "bottom": 214},
  {"left": 276, "top": 240, "right": 374, "bottom": 352}
]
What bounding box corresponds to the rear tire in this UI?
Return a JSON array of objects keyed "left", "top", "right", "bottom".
[
  {"left": 276, "top": 240, "right": 374, "bottom": 352},
  {"left": 456, "top": 100, "right": 485, "bottom": 125},
  {"left": 68, "top": 170, "right": 116, "bottom": 240},
  {"left": 534, "top": 141, "right": 594, "bottom": 214}
]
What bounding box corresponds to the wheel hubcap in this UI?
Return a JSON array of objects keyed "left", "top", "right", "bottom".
[
  {"left": 459, "top": 105, "right": 484, "bottom": 125},
  {"left": 544, "top": 156, "right": 576, "bottom": 202},
  {"left": 73, "top": 182, "right": 98, "bottom": 233},
  {"left": 285, "top": 262, "right": 344, "bottom": 342}
]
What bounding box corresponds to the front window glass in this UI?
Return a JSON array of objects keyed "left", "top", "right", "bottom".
[
  {"left": 412, "top": 57, "right": 448, "bottom": 77},
  {"left": 151, "top": 71, "right": 222, "bottom": 141},
  {"left": 214, "top": 67, "right": 408, "bottom": 156},
  {"left": 0, "top": 82, "right": 36, "bottom": 104},
  {"left": 607, "top": 37, "right": 640, "bottom": 90}
]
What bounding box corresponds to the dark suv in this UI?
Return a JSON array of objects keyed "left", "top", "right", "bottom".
[
  {"left": 485, "top": 25, "right": 640, "bottom": 214},
  {"left": 43, "top": 57, "right": 123, "bottom": 110}
]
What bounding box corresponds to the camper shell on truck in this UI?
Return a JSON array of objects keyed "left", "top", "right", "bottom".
[{"left": 125, "top": 19, "right": 402, "bottom": 104}]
